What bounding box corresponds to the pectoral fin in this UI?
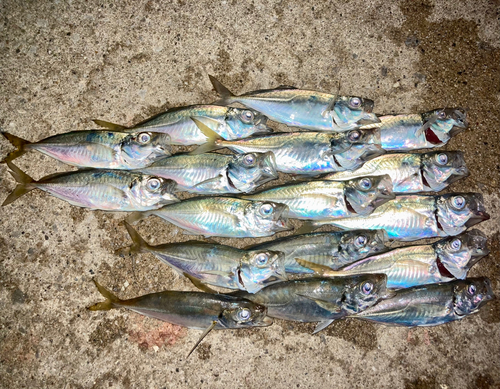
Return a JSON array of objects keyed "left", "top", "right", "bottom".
[
  {"left": 187, "top": 321, "right": 218, "bottom": 358},
  {"left": 183, "top": 272, "right": 219, "bottom": 294},
  {"left": 313, "top": 320, "right": 335, "bottom": 334},
  {"left": 294, "top": 293, "right": 342, "bottom": 314},
  {"left": 295, "top": 259, "right": 334, "bottom": 276}
]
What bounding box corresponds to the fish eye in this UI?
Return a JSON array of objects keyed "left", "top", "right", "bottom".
[
  {"left": 348, "top": 130, "right": 361, "bottom": 142},
  {"left": 254, "top": 253, "right": 269, "bottom": 266},
  {"left": 437, "top": 111, "right": 447, "bottom": 119},
  {"left": 259, "top": 203, "right": 274, "bottom": 217},
  {"left": 137, "top": 132, "right": 151, "bottom": 144},
  {"left": 436, "top": 153, "right": 448, "bottom": 165},
  {"left": 358, "top": 178, "right": 372, "bottom": 190},
  {"left": 241, "top": 110, "right": 254, "bottom": 123},
  {"left": 146, "top": 178, "right": 161, "bottom": 191},
  {"left": 451, "top": 196, "right": 465, "bottom": 209},
  {"left": 244, "top": 153, "right": 256, "bottom": 166},
  {"left": 362, "top": 282, "right": 374, "bottom": 295},
  {"left": 236, "top": 308, "right": 252, "bottom": 321},
  {"left": 355, "top": 235, "right": 368, "bottom": 248},
  {"left": 349, "top": 97, "right": 362, "bottom": 108},
  {"left": 450, "top": 238, "right": 462, "bottom": 251},
  {"left": 467, "top": 284, "right": 476, "bottom": 295}
]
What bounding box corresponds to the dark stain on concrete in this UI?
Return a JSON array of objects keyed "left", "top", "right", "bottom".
[
  {"left": 324, "top": 318, "right": 378, "bottom": 352},
  {"left": 196, "top": 342, "right": 212, "bottom": 360},
  {"left": 404, "top": 376, "right": 437, "bottom": 389},
  {"left": 89, "top": 316, "right": 127, "bottom": 349},
  {"left": 470, "top": 373, "right": 495, "bottom": 389},
  {"left": 11, "top": 288, "right": 27, "bottom": 304}
]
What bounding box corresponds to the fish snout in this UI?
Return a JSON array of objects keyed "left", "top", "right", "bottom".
[{"left": 465, "top": 211, "right": 490, "bottom": 228}]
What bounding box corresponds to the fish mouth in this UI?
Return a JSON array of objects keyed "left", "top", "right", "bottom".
[
  {"left": 465, "top": 212, "right": 490, "bottom": 228},
  {"left": 450, "top": 108, "right": 469, "bottom": 129}
]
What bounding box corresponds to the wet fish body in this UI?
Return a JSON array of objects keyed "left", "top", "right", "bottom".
[
  {"left": 246, "top": 230, "right": 389, "bottom": 274},
  {"left": 325, "top": 151, "right": 468, "bottom": 193},
  {"left": 138, "top": 152, "right": 278, "bottom": 194},
  {"left": 354, "top": 278, "right": 494, "bottom": 326},
  {"left": 2, "top": 162, "right": 179, "bottom": 211},
  {"left": 131, "top": 197, "right": 291, "bottom": 238},
  {"left": 210, "top": 76, "right": 380, "bottom": 132},
  {"left": 1, "top": 130, "right": 172, "bottom": 169}
]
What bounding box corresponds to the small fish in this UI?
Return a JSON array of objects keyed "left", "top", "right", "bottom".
[
  {"left": 241, "top": 176, "right": 394, "bottom": 220},
  {"left": 128, "top": 197, "right": 291, "bottom": 238},
  {"left": 360, "top": 108, "right": 468, "bottom": 151},
  {"left": 123, "top": 222, "right": 287, "bottom": 293},
  {"left": 1, "top": 130, "right": 171, "bottom": 169},
  {"left": 246, "top": 230, "right": 389, "bottom": 274},
  {"left": 324, "top": 151, "right": 469, "bottom": 193},
  {"left": 94, "top": 104, "right": 271, "bottom": 146},
  {"left": 231, "top": 274, "right": 391, "bottom": 333},
  {"left": 353, "top": 278, "right": 494, "bottom": 326},
  {"left": 192, "top": 119, "right": 384, "bottom": 176},
  {"left": 209, "top": 75, "right": 380, "bottom": 132},
  {"left": 2, "top": 162, "right": 179, "bottom": 211},
  {"left": 298, "top": 230, "right": 489, "bottom": 288},
  {"left": 89, "top": 279, "right": 273, "bottom": 356},
  {"left": 137, "top": 151, "right": 278, "bottom": 194}
]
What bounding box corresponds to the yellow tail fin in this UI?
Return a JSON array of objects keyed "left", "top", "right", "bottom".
[
  {"left": 190, "top": 118, "right": 224, "bottom": 155},
  {"left": 88, "top": 279, "right": 121, "bottom": 311},
  {"left": 1, "top": 132, "right": 31, "bottom": 163},
  {"left": 208, "top": 75, "right": 236, "bottom": 106},
  {"left": 2, "top": 162, "right": 37, "bottom": 206}
]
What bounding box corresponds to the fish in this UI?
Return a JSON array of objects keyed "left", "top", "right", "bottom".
[
  {"left": 324, "top": 151, "right": 468, "bottom": 193},
  {"left": 245, "top": 229, "right": 390, "bottom": 274},
  {"left": 297, "top": 230, "right": 489, "bottom": 288},
  {"left": 2, "top": 162, "right": 179, "bottom": 210},
  {"left": 209, "top": 75, "right": 380, "bottom": 132},
  {"left": 137, "top": 151, "right": 278, "bottom": 194},
  {"left": 360, "top": 108, "right": 468, "bottom": 151},
  {"left": 192, "top": 119, "right": 384, "bottom": 176},
  {"left": 89, "top": 279, "right": 273, "bottom": 356},
  {"left": 1, "top": 130, "right": 171, "bottom": 169},
  {"left": 241, "top": 175, "right": 394, "bottom": 220},
  {"left": 353, "top": 278, "right": 494, "bottom": 327},
  {"left": 231, "top": 274, "right": 391, "bottom": 333},
  {"left": 127, "top": 197, "right": 291, "bottom": 238},
  {"left": 94, "top": 104, "right": 271, "bottom": 146},
  {"left": 122, "top": 222, "right": 287, "bottom": 293},
  {"left": 300, "top": 193, "right": 490, "bottom": 241}
]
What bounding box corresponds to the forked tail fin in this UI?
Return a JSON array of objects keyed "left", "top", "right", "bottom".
[
  {"left": 88, "top": 279, "right": 121, "bottom": 311},
  {"left": 190, "top": 118, "right": 225, "bottom": 155},
  {"left": 209, "top": 75, "right": 236, "bottom": 106},
  {"left": 2, "top": 162, "right": 37, "bottom": 206},
  {"left": 1, "top": 132, "right": 31, "bottom": 163}
]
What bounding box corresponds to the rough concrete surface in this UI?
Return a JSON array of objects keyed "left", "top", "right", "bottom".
[{"left": 0, "top": 0, "right": 499, "bottom": 388}]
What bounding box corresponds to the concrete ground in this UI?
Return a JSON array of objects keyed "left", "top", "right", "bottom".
[{"left": 1, "top": 0, "right": 499, "bottom": 387}]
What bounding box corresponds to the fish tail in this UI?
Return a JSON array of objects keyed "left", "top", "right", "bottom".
[
  {"left": 209, "top": 75, "right": 236, "bottom": 105},
  {"left": 1, "top": 132, "right": 31, "bottom": 163},
  {"left": 123, "top": 221, "right": 151, "bottom": 254},
  {"left": 190, "top": 118, "right": 224, "bottom": 155},
  {"left": 88, "top": 279, "right": 121, "bottom": 311},
  {"left": 2, "top": 161, "right": 37, "bottom": 206},
  {"left": 92, "top": 119, "right": 127, "bottom": 131}
]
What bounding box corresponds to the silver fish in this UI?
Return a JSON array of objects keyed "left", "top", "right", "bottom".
[
  {"left": 123, "top": 222, "right": 287, "bottom": 293},
  {"left": 137, "top": 151, "right": 278, "bottom": 194},
  {"left": 94, "top": 104, "right": 271, "bottom": 146},
  {"left": 89, "top": 279, "right": 273, "bottom": 357},
  {"left": 242, "top": 176, "right": 394, "bottom": 220},
  {"left": 246, "top": 230, "right": 389, "bottom": 274},
  {"left": 2, "top": 162, "right": 179, "bottom": 211},
  {"left": 1, "top": 130, "right": 171, "bottom": 169},
  {"left": 128, "top": 197, "right": 291, "bottom": 238},
  {"left": 193, "top": 119, "right": 384, "bottom": 176},
  {"left": 298, "top": 230, "right": 489, "bottom": 288},
  {"left": 210, "top": 75, "right": 380, "bottom": 132},
  {"left": 304, "top": 193, "right": 490, "bottom": 241},
  {"left": 361, "top": 108, "right": 468, "bottom": 151},
  {"left": 324, "top": 151, "right": 469, "bottom": 193},
  {"left": 354, "top": 278, "right": 494, "bottom": 326},
  {"left": 232, "top": 274, "right": 391, "bottom": 333}
]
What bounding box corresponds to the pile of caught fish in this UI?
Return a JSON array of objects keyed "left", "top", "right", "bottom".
[{"left": 2, "top": 75, "right": 494, "bottom": 356}]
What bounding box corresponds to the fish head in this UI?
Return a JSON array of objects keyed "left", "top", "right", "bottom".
[
  {"left": 341, "top": 273, "right": 392, "bottom": 314},
  {"left": 225, "top": 107, "right": 272, "bottom": 137},
  {"left": 227, "top": 152, "right": 278, "bottom": 192},
  {"left": 434, "top": 230, "right": 489, "bottom": 279},
  {"left": 133, "top": 176, "right": 180, "bottom": 207},
  {"left": 239, "top": 250, "right": 287, "bottom": 292},
  {"left": 421, "top": 151, "right": 469, "bottom": 190},
  {"left": 121, "top": 132, "right": 172, "bottom": 163},
  {"left": 245, "top": 201, "right": 292, "bottom": 234},
  {"left": 330, "top": 96, "right": 380, "bottom": 130},
  {"left": 337, "top": 229, "right": 390, "bottom": 263},
  {"left": 453, "top": 278, "right": 494, "bottom": 317},
  {"left": 219, "top": 301, "right": 273, "bottom": 328},
  {"left": 421, "top": 108, "right": 468, "bottom": 145},
  {"left": 436, "top": 193, "right": 490, "bottom": 235},
  {"left": 343, "top": 175, "right": 395, "bottom": 216}
]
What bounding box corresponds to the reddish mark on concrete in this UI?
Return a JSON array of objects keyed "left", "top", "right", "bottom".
[{"left": 127, "top": 315, "right": 187, "bottom": 350}]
